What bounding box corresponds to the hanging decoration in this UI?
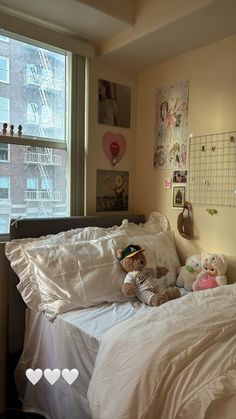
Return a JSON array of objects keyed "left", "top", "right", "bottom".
[{"left": 102, "top": 131, "right": 127, "bottom": 167}]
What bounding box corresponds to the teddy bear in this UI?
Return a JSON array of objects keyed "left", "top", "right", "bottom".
[
  {"left": 192, "top": 252, "right": 227, "bottom": 291},
  {"left": 176, "top": 254, "right": 202, "bottom": 291},
  {"left": 117, "top": 244, "right": 181, "bottom": 307}
]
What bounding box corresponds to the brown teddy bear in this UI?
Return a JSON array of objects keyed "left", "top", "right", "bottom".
[{"left": 117, "top": 244, "right": 181, "bottom": 307}]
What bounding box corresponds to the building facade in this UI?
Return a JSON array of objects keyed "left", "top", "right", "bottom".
[{"left": 0, "top": 35, "right": 67, "bottom": 234}]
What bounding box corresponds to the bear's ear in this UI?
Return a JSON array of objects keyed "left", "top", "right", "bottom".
[{"left": 117, "top": 249, "right": 123, "bottom": 260}]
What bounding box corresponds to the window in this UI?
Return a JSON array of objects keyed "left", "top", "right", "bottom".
[
  {"left": 0, "top": 56, "right": 9, "bottom": 82},
  {"left": 41, "top": 67, "right": 53, "bottom": 88},
  {"left": 26, "top": 64, "right": 39, "bottom": 85},
  {"left": 27, "top": 178, "right": 37, "bottom": 190},
  {"left": 0, "top": 176, "right": 9, "bottom": 199},
  {"left": 0, "top": 96, "right": 9, "bottom": 122},
  {"left": 41, "top": 178, "right": 52, "bottom": 190},
  {"left": 26, "top": 177, "right": 38, "bottom": 200},
  {"left": 0, "top": 143, "right": 9, "bottom": 161},
  {"left": 0, "top": 31, "right": 86, "bottom": 236},
  {"left": 41, "top": 105, "right": 53, "bottom": 126},
  {"left": 27, "top": 103, "right": 39, "bottom": 124},
  {"left": 0, "top": 214, "right": 9, "bottom": 234}
]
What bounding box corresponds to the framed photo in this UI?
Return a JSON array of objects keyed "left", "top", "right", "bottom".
[
  {"left": 98, "top": 79, "right": 131, "bottom": 128},
  {"left": 172, "top": 186, "right": 185, "bottom": 208},
  {"left": 173, "top": 170, "right": 187, "bottom": 183},
  {"left": 96, "top": 169, "right": 129, "bottom": 212}
]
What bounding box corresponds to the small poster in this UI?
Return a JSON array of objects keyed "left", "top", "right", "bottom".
[
  {"left": 98, "top": 79, "right": 131, "bottom": 128},
  {"left": 96, "top": 169, "right": 129, "bottom": 211}
]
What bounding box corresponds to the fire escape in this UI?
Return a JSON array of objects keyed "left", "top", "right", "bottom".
[{"left": 24, "top": 48, "right": 62, "bottom": 217}]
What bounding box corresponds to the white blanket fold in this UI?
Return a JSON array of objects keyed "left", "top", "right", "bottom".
[{"left": 87, "top": 285, "right": 236, "bottom": 419}]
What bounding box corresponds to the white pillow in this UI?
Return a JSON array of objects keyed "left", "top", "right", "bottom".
[
  {"left": 124, "top": 211, "right": 168, "bottom": 237},
  {"left": 6, "top": 219, "right": 128, "bottom": 251},
  {"left": 129, "top": 231, "right": 180, "bottom": 287},
  {"left": 7, "top": 231, "right": 130, "bottom": 319}
]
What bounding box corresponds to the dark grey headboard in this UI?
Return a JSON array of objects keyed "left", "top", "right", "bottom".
[{"left": 8, "top": 214, "right": 146, "bottom": 353}]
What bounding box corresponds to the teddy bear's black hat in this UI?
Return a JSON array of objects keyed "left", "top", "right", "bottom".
[{"left": 120, "top": 244, "right": 144, "bottom": 260}]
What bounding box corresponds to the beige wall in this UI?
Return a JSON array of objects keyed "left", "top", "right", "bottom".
[
  {"left": 86, "top": 57, "right": 137, "bottom": 214},
  {"left": 135, "top": 34, "right": 236, "bottom": 281},
  {"left": 0, "top": 243, "right": 8, "bottom": 412}
]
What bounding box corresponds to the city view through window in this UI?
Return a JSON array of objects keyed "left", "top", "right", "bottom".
[{"left": 0, "top": 34, "right": 68, "bottom": 234}]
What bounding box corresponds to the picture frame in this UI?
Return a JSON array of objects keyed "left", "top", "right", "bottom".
[
  {"left": 96, "top": 169, "right": 129, "bottom": 212},
  {"left": 172, "top": 186, "right": 185, "bottom": 208},
  {"left": 173, "top": 170, "right": 187, "bottom": 184},
  {"left": 98, "top": 79, "right": 131, "bottom": 128}
]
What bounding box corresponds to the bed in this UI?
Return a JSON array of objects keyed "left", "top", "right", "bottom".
[{"left": 6, "top": 213, "right": 236, "bottom": 419}]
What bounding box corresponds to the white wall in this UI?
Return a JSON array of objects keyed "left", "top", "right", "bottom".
[{"left": 135, "top": 34, "right": 236, "bottom": 281}]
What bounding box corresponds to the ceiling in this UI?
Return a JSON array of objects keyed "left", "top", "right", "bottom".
[{"left": 0, "top": 0, "right": 236, "bottom": 69}]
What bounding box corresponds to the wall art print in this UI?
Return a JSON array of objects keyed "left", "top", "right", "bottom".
[
  {"left": 98, "top": 79, "right": 131, "bottom": 128},
  {"left": 153, "top": 80, "right": 189, "bottom": 169},
  {"left": 102, "top": 131, "right": 127, "bottom": 167},
  {"left": 96, "top": 169, "right": 129, "bottom": 212},
  {"left": 172, "top": 186, "right": 186, "bottom": 208}
]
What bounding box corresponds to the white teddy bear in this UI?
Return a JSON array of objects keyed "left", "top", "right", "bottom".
[
  {"left": 176, "top": 254, "right": 202, "bottom": 291},
  {"left": 192, "top": 253, "right": 227, "bottom": 291}
]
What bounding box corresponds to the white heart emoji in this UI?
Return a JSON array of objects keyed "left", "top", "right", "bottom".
[
  {"left": 44, "top": 368, "right": 60, "bottom": 385},
  {"left": 26, "top": 368, "right": 43, "bottom": 385},
  {"left": 62, "top": 368, "right": 79, "bottom": 385}
]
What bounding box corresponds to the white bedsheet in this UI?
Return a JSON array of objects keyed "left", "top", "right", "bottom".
[
  {"left": 88, "top": 284, "right": 236, "bottom": 419},
  {"left": 15, "top": 300, "right": 150, "bottom": 419}
]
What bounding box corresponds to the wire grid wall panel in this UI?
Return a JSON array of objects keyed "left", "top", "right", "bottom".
[{"left": 188, "top": 131, "right": 236, "bottom": 207}]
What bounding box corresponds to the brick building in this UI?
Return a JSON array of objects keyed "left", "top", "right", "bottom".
[{"left": 0, "top": 35, "right": 67, "bottom": 233}]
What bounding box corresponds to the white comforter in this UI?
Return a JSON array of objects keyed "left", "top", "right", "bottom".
[{"left": 87, "top": 284, "right": 236, "bottom": 419}]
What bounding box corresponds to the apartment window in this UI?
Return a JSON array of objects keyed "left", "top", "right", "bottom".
[
  {"left": 0, "top": 176, "right": 9, "bottom": 199},
  {"left": 0, "top": 56, "right": 9, "bottom": 83},
  {"left": 27, "top": 178, "right": 37, "bottom": 190},
  {"left": 26, "top": 64, "right": 39, "bottom": 85},
  {"left": 0, "top": 96, "right": 9, "bottom": 122},
  {"left": 0, "top": 30, "right": 86, "bottom": 236},
  {"left": 0, "top": 143, "right": 9, "bottom": 161},
  {"left": 41, "top": 67, "right": 53, "bottom": 88},
  {"left": 27, "top": 103, "right": 39, "bottom": 124},
  {"left": 41, "top": 105, "right": 53, "bottom": 126},
  {"left": 41, "top": 178, "right": 52, "bottom": 190},
  {"left": 0, "top": 214, "right": 9, "bottom": 234}
]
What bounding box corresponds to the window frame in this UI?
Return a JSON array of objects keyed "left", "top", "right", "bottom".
[
  {"left": 0, "top": 55, "right": 9, "bottom": 83},
  {"left": 26, "top": 177, "right": 38, "bottom": 191},
  {"left": 0, "top": 142, "right": 10, "bottom": 162},
  {"left": 0, "top": 96, "right": 10, "bottom": 123},
  {"left": 0, "top": 214, "right": 9, "bottom": 234},
  {"left": 0, "top": 175, "right": 10, "bottom": 200},
  {"left": 0, "top": 30, "right": 86, "bottom": 240}
]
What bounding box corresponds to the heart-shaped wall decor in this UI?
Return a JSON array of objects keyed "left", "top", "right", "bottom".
[{"left": 102, "top": 132, "right": 127, "bottom": 166}]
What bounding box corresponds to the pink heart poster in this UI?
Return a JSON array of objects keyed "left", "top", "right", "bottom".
[{"left": 102, "top": 132, "right": 127, "bottom": 166}]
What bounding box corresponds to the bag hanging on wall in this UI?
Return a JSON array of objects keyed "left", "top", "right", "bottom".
[{"left": 177, "top": 201, "right": 194, "bottom": 240}]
